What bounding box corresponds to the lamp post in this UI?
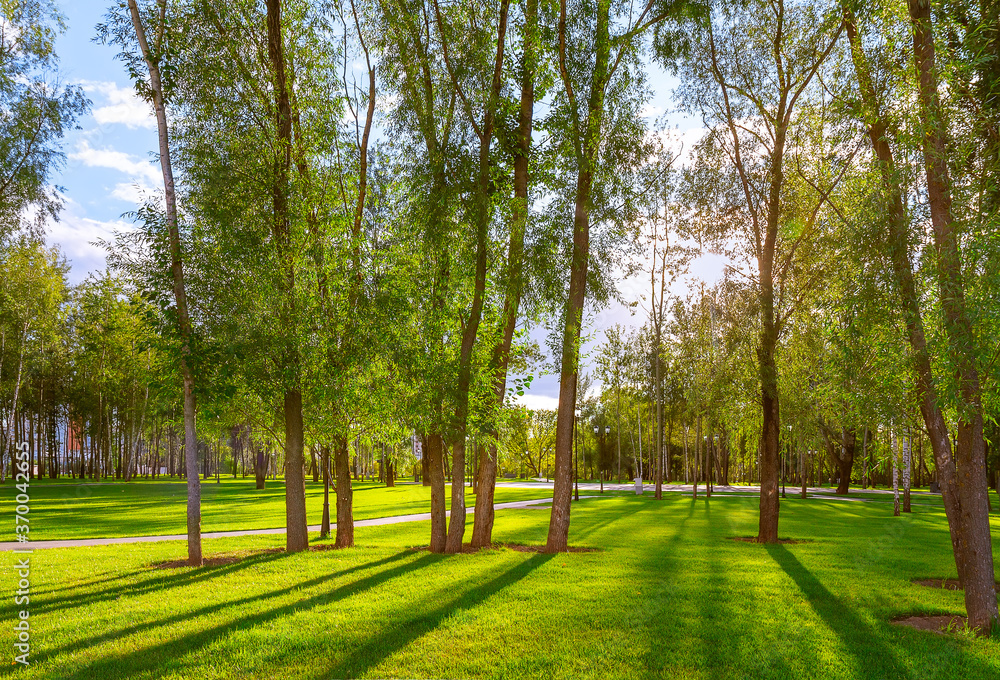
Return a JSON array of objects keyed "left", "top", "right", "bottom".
[
  {"left": 320, "top": 447, "right": 331, "bottom": 539},
  {"left": 783, "top": 424, "right": 791, "bottom": 499},
  {"left": 704, "top": 435, "right": 711, "bottom": 499},
  {"left": 712, "top": 434, "right": 719, "bottom": 491},
  {"left": 593, "top": 425, "right": 600, "bottom": 495},
  {"left": 573, "top": 409, "right": 580, "bottom": 502},
  {"left": 604, "top": 426, "right": 610, "bottom": 491}
]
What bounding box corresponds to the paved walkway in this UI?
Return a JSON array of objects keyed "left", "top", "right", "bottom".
[
  {"left": 505, "top": 480, "right": 941, "bottom": 497},
  {"left": 0, "top": 496, "right": 599, "bottom": 551}
]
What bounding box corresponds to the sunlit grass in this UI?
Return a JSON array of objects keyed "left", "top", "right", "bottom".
[
  {"left": 3, "top": 494, "right": 998, "bottom": 678},
  {"left": 3, "top": 479, "right": 564, "bottom": 540}
]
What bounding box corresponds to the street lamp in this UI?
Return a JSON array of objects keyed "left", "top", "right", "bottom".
[
  {"left": 573, "top": 410, "right": 580, "bottom": 502},
  {"left": 603, "top": 427, "right": 610, "bottom": 491},
  {"left": 704, "top": 435, "right": 711, "bottom": 499},
  {"left": 783, "top": 424, "right": 791, "bottom": 499},
  {"left": 712, "top": 434, "right": 719, "bottom": 491}
]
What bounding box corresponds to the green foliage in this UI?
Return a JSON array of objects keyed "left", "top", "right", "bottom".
[{"left": 0, "top": 0, "right": 88, "bottom": 237}]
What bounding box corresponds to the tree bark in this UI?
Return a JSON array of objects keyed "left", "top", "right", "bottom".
[
  {"left": 126, "top": 0, "right": 200, "bottom": 566},
  {"left": 546, "top": 0, "right": 612, "bottom": 553},
  {"left": 334, "top": 435, "right": 354, "bottom": 547},
  {"left": 836, "top": 428, "right": 855, "bottom": 495},
  {"left": 472, "top": 0, "right": 534, "bottom": 551},
  {"left": 845, "top": 3, "right": 996, "bottom": 630},
  {"left": 427, "top": 432, "right": 447, "bottom": 552},
  {"left": 320, "top": 444, "right": 331, "bottom": 538},
  {"left": 283, "top": 390, "right": 309, "bottom": 551},
  {"left": 437, "top": 0, "right": 510, "bottom": 555},
  {"left": 906, "top": 0, "right": 997, "bottom": 630},
  {"left": 265, "top": 0, "right": 308, "bottom": 553},
  {"left": 445, "top": 435, "right": 468, "bottom": 553}
]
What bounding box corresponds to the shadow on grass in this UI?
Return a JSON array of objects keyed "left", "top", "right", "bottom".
[
  {"left": 638, "top": 498, "right": 696, "bottom": 675},
  {"left": 58, "top": 552, "right": 443, "bottom": 679},
  {"left": 36, "top": 549, "right": 416, "bottom": 664},
  {"left": 565, "top": 497, "right": 650, "bottom": 545},
  {"left": 28, "top": 548, "right": 294, "bottom": 617},
  {"left": 31, "top": 568, "right": 146, "bottom": 597},
  {"left": 765, "top": 544, "right": 911, "bottom": 679},
  {"left": 321, "top": 552, "right": 554, "bottom": 679}
]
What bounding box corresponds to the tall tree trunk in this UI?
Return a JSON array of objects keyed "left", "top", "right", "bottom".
[
  {"left": 266, "top": 0, "right": 308, "bottom": 553},
  {"left": 254, "top": 439, "right": 266, "bottom": 489},
  {"left": 473, "top": 0, "right": 533, "bottom": 551},
  {"left": 654, "top": 347, "right": 663, "bottom": 500},
  {"left": 547, "top": 0, "right": 612, "bottom": 553},
  {"left": 756, "top": 224, "right": 782, "bottom": 543},
  {"left": 334, "top": 435, "right": 354, "bottom": 547},
  {"left": 126, "top": 0, "right": 200, "bottom": 566},
  {"left": 846, "top": 0, "right": 968, "bottom": 588},
  {"left": 320, "top": 444, "right": 331, "bottom": 539},
  {"left": 836, "top": 428, "right": 855, "bottom": 495},
  {"left": 440, "top": 0, "right": 510, "bottom": 555},
  {"left": 427, "top": 431, "right": 447, "bottom": 552},
  {"left": 906, "top": 0, "right": 997, "bottom": 630},
  {"left": 445, "top": 435, "right": 468, "bottom": 553}
]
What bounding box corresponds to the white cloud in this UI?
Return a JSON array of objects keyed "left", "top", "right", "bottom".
[
  {"left": 640, "top": 104, "right": 663, "bottom": 118},
  {"left": 513, "top": 393, "right": 560, "bottom": 412},
  {"left": 110, "top": 181, "right": 159, "bottom": 204},
  {"left": 78, "top": 80, "right": 155, "bottom": 130},
  {"left": 653, "top": 125, "right": 708, "bottom": 167},
  {"left": 687, "top": 251, "right": 730, "bottom": 287},
  {"left": 68, "top": 139, "right": 161, "bottom": 186},
  {"left": 45, "top": 205, "right": 130, "bottom": 284}
]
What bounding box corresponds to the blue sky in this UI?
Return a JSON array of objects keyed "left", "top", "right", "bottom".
[
  {"left": 47, "top": 0, "right": 724, "bottom": 407},
  {"left": 51, "top": 0, "right": 161, "bottom": 284}
]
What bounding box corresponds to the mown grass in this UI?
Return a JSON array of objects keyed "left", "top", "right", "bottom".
[
  {"left": 2, "top": 479, "right": 567, "bottom": 541},
  {"left": 2, "top": 493, "right": 998, "bottom": 679}
]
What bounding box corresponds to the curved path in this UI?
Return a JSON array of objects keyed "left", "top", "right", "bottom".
[{"left": 0, "top": 496, "right": 599, "bottom": 551}]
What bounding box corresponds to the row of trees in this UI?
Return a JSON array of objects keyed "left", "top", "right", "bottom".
[
  {"left": 1, "top": 0, "right": 996, "bottom": 630},
  {"left": 640, "top": 0, "right": 996, "bottom": 630}
]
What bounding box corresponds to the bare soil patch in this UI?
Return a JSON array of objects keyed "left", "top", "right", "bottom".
[
  {"left": 912, "top": 578, "right": 1000, "bottom": 592},
  {"left": 409, "top": 543, "right": 601, "bottom": 554},
  {"left": 152, "top": 545, "right": 347, "bottom": 569},
  {"left": 892, "top": 614, "right": 967, "bottom": 634},
  {"left": 728, "top": 536, "right": 813, "bottom": 545},
  {"left": 498, "top": 543, "right": 600, "bottom": 553}
]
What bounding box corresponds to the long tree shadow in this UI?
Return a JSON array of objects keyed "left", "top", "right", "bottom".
[
  {"left": 561, "top": 497, "right": 650, "bottom": 545},
  {"left": 638, "top": 497, "right": 697, "bottom": 675},
  {"left": 24, "top": 548, "right": 294, "bottom": 617},
  {"left": 765, "top": 544, "right": 912, "bottom": 679},
  {"left": 31, "top": 568, "right": 146, "bottom": 597},
  {"left": 58, "top": 552, "right": 443, "bottom": 679},
  {"left": 321, "top": 552, "right": 554, "bottom": 679},
  {"left": 34, "top": 549, "right": 416, "bottom": 664}
]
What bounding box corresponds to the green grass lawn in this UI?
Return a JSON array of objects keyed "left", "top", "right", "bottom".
[
  {"left": 2, "top": 479, "right": 569, "bottom": 541},
  {"left": 2, "top": 493, "right": 998, "bottom": 679}
]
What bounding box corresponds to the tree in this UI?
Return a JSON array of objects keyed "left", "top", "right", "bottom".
[
  {"left": 98, "top": 0, "right": 204, "bottom": 566},
  {"left": 545, "top": 0, "right": 690, "bottom": 553},
  {"left": 0, "top": 0, "right": 87, "bottom": 239},
  {"left": 676, "top": 0, "right": 844, "bottom": 542},
  {"left": 471, "top": 0, "right": 542, "bottom": 550},
  {"left": 596, "top": 326, "right": 627, "bottom": 483},
  {"left": 839, "top": 0, "right": 997, "bottom": 631}
]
